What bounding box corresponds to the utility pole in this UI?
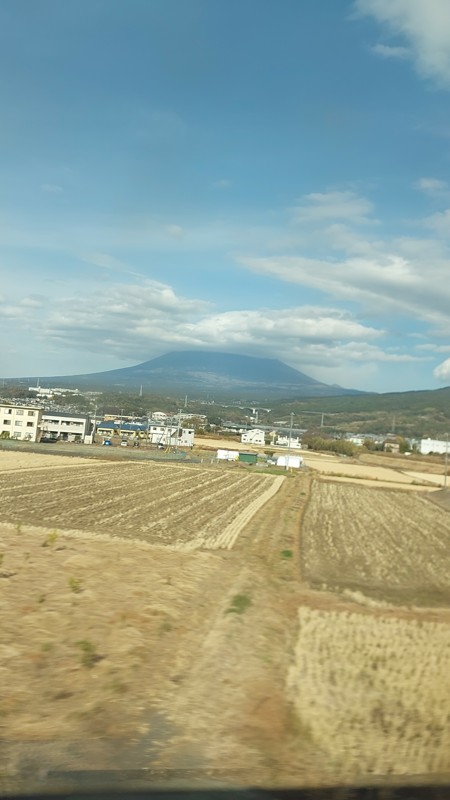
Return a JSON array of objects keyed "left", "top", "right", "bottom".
[
  {"left": 286, "top": 412, "right": 294, "bottom": 471},
  {"left": 92, "top": 403, "right": 97, "bottom": 444},
  {"left": 321, "top": 412, "right": 324, "bottom": 428},
  {"left": 445, "top": 432, "right": 448, "bottom": 490},
  {"left": 172, "top": 409, "right": 182, "bottom": 453}
]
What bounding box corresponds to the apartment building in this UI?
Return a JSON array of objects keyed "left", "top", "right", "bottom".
[
  {"left": 0, "top": 405, "right": 42, "bottom": 442},
  {"left": 41, "top": 412, "right": 91, "bottom": 443},
  {"left": 96, "top": 420, "right": 195, "bottom": 448}
]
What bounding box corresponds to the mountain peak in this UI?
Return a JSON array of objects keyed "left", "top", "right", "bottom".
[{"left": 7, "top": 350, "right": 364, "bottom": 398}]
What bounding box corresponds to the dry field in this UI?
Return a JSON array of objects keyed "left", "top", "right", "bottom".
[
  {"left": 0, "top": 452, "right": 315, "bottom": 791},
  {"left": 291, "top": 478, "right": 450, "bottom": 783},
  {"left": 359, "top": 451, "right": 446, "bottom": 474},
  {"left": 305, "top": 455, "right": 436, "bottom": 487},
  {"left": 301, "top": 481, "right": 450, "bottom": 606},
  {"left": 288, "top": 607, "right": 450, "bottom": 778},
  {"left": 0, "top": 460, "right": 282, "bottom": 550},
  {"left": 3, "top": 449, "right": 450, "bottom": 789},
  {"left": 0, "top": 451, "right": 94, "bottom": 472}
]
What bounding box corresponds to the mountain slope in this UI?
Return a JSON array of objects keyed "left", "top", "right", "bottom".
[{"left": 5, "top": 351, "right": 365, "bottom": 398}]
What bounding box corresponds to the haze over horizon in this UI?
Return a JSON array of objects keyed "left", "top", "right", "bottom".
[{"left": 2, "top": 0, "right": 450, "bottom": 392}]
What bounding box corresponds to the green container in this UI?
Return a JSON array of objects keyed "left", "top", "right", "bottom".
[{"left": 239, "top": 452, "right": 257, "bottom": 464}]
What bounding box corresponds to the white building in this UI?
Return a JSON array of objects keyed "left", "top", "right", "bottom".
[
  {"left": 29, "top": 386, "right": 80, "bottom": 399},
  {"left": 275, "top": 435, "right": 302, "bottom": 449},
  {"left": 241, "top": 429, "right": 265, "bottom": 446},
  {"left": 41, "top": 412, "right": 91, "bottom": 443},
  {"left": 347, "top": 436, "right": 365, "bottom": 447},
  {"left": 152, "top": 411, "right": 168, "bottom": 421},
  {"left": 0, "top": 404, "right": 42, "bottom": 441},
  {"left": 419, "top": 438, "right": 450, "bottom": 455},
  {"left": 148, "top": 424, "right": 194, "bottom": 448}
]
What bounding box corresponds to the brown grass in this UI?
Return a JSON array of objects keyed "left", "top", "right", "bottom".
[{"left": 288, "top": 606, "right": 450, "bottom": 778}]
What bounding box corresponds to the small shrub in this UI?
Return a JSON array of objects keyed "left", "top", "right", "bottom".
[
  {"left": 38, "top": 593, "right": 46, "bottom": 604},
  {"left": 42, "top": 530, "right": 58, "bottom": 548},
  {"left": 281, "top": 549, "right": 293, "bottom": 559},
  {"left": 226, "top": 593, "right": 252, "bottom": 615},
  {"left": 75, "top": 639, "right": 99, "bottom": 668},
  {"left": 159, "top": 620, "right": 173, "bottom": 633},
  {"left": 68, "top": 577, "right": 83, "bottom": 594}
]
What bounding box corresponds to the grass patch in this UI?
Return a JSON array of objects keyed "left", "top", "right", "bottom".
[
  {"left": 255, "top": 467, "right": 296, "bottom": 477},
  {"left": 75, "top": 639, "right": 100, "bottom": 668},
  {"left": 280, "top": 549, "right": 293, "bottom": 559},
  {"left": 226, "top": 593, "right": 252, "bottom": 615},
  {"left": 42, "top": 530, "right": 58, "bottom": 547},
  {"left": 159, "top": 620, "right": 173, "bottom": 633},
  {"left": 68, "top": 577, "right": 83, "bottom": 594}
]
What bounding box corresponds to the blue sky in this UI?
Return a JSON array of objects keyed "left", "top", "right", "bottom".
[{"left": 2, "top": 0, "right": 450, "bottom": 391}]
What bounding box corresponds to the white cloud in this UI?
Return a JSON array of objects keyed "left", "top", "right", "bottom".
[
  {"left": 213, "top": 179, "right": 232, "bottom": 189},
  {"left": 184, "top": 307, "right": 382, "bottom": 348},
  {"left": 434, "top": 358, "right": 450, "bottom": 380},
  {"left": 238, "top": 245, "right": 450, "bottom": 338},
  {"left": 415, "top": 177, "right": 448, "bottom": 194},
  {"left": 370, "top": 43, "right": 409, "bottom": 59},
  {"left": 81, "top": 252, "right": 144, "bottom": 278},
  {"left": 291, "top": 191, "right": 375, "bottom": 225},
  {"left": 165, "top": 224, "right": 184, "bottom": 238},
  {"left": 355, "top": 0, "right": 450, "bottom": 87},
  {"left": 25, "top": 277, "right": 406, "bottom": 375},
  {"left": 20, "top": 295, "right": 45, "bottom": 308},
  {"left": 423, "top": 208, "right": 450, "bottom": 236},
  {"left": 41, "top": 184, "right": 63, "bottom": 194},
  {"left": 82, "top": 252, "right": 127, "bottom": 270},
  {"left": 417, "top": 343, "right": 450, "bottom": 353},
  {"left": 0, "top": 304, "right": 25, "bottom": 319}
]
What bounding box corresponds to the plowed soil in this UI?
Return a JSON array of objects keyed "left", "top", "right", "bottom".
[
  {"left": 301, "top": 481, "right": 450, "bottom": 606},
  {"left": 0, "top": 461, "right": 279, "bottom": 549}
]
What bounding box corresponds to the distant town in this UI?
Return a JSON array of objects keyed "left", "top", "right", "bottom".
[{"left": 0, "top": 382, "right": 448, "bottom": 460}]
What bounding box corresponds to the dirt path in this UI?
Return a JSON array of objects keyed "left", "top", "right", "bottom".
[{"left": 148, "top": 471, "right": 326, "bottom": 787}]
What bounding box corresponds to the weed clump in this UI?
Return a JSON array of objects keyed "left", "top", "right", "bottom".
[
  {"left": 75, "top": 639, "right": 100, "bottom": 668},
  {"left": 68, "top": 577, "right": 83, "bottom": 594},
  {"left": 226, "top": 593, "right": 252, "bottom": 615},
  {"left": 42, "top": 530, "right": 58, "bottom": 548}
]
